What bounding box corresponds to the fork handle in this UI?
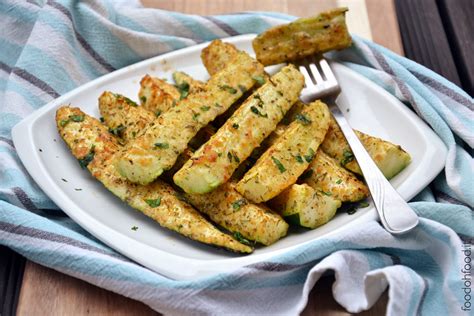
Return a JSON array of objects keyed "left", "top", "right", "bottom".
[{"left": 329, "top": 100, "right": 419, "bottom": 234}]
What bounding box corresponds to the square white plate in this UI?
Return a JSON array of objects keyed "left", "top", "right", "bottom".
[{"left": 12, "top": 34, "right": 447, "bottom": 280}]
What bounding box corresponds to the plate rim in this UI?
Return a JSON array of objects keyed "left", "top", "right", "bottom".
[{"left": 11, "top": 34, "right": 448, "bottom": 280}]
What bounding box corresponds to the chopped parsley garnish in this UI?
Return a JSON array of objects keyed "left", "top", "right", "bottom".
[
  {"left": 336, "top": 179, "right": 342, "bottom": 184},
  {"left": 192, "top": 112, "right": 200, "bottom": 121},
  {"left": 253, "top": 75, "right": 266, "bottom": 85},
  {"left": 108, "top": 124, "right": 126, "bottom": 137},
  {"left": 154, "top": 142, "right": 169, "bottom": 149},
  {"left": 233, "top": 231, "right": 252, "bottom": 246},
  {"left": 232, "top": 199, "right": 247, "bottom": 211},
  {"left": 271, "top": 156, "right": 286, "bottom": 173},
  {"left": 220, "top": 85, "right": 237, "bottom": 94},
  {"left": 200, "top": 106, "right": 210, "bottom": 112},
  {"left": 321, "top": 191, "right": 332, "bottom": 196},
  {"left": 59, "top": 119, "right": 69, "bottom": 127},
  {"left": 295, "top": 113, "right": 312, "bottom": 125},
  {"left": 145, "top": 197, "right": 161, "bottom": 208},
  {"left": 358, "top": 201, "right": 370, "bottom": 208},
  {"left": 295, "top": 155, "right": 304, "bottom": 163},
  {"left": 99, "top": 117, "right": 105, "bottom": 123},
  {"left": 253, "top": 94, "right": 264, "bottom": 107},
  {"left": 122, "top": 96, "right": 138, "bottom": 107},
  {"left": 304, "top": 148, "right": 316, "bottom": 163},
  {"left": 140, "top": 95, "right": 147, "bottom": 104},
  {"left": 131, "top": 226, "right": 138, "bottom": 231},
  {"left": 176, "top": 81, "right": 190, "bottom": 100},
  {"left": 232, "top": 152, "right": 240, "bottom": 163},
  {"left": 215, "top": 102, "right": 222, "bottom": 108},
  {"left": 69, "top": 114, "right": 85, "bottom": 122},
  {"left": 155, "top": 110, "right": 162, "bottom": 117},
  {"left": 250, "top": 106, "right": 267, "bottom": 117},
  {"left": 341, "top": 149, "right": 355, "bottom": 165},
  {"left": 238, "top": 85, "right": 247, "bottom": 93},
  {"left": 227, "top": 151, "right": 233, "bottom": 162},
  {"left": 232, "top": 123, "right": 239, "bottom": 129},
  {"left": 78, "top": 146, "right": 95, "bottom": 169},
  {"left": 300, "top": 169, "right": 313, "bottom": 180}
]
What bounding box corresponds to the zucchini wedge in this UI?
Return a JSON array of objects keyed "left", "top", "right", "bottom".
[
  {"left": 252, "top": 8, "right": 352, "bottom": 65},
  {"left": 321, "top": 116, "right": 411, "bottom": 179},
  {"left": 138, "top": 74, "right": 180, "bottom": 115},
  {"left": 269, "top": 183, "right": 341, "bottom": 229},
  {"left": 303, "top": 149, "right": 369, "bottom": 202},
  {"left": 99, "top": 91, "right": 155, "bottom": 143},
  {"left": 117, "top": 51, "right": 265, "bottom": 185},
  {"left": 173, "top": 65, "right": 305, "bottom": 194},
  {"left": 56, "top": 106, "right": 252, "bottom": 253},
  {"left": 184, "top": 182, "right": 288, "bottom": 246},
  {"left": 236, "top": 100, "right": 331, "bottom": 203}
]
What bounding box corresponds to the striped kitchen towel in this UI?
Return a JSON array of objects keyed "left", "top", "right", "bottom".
[{"left": 0, "top": 0, "right": 472, "bottom": 315}]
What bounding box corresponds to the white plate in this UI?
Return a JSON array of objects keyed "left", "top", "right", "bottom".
[{"left": 12, "top": 34, "right": 447, "bottom": 280}]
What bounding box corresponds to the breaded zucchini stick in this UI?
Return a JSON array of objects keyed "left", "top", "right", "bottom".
[
  {"left": 172, "top": 71, "right": 205, "bottom": 94},
  {"left": 303, "top": 149, "right": 369, "bottom": 202},
  {"left": 138, "top": 75, "right": 180, "bottom": 115},
  {"left": 99, "top": 91, "right": 156, "bottom": 143},
  {"left": 269, "top": 183, "right": 341, "bottom": 229},
  {"left": 252, "top": 8, "right": 352, "bottom": 65},
  {"left": 184, "top": 183, "right": 288, "bottom": 246},
  {"left": 117, "top": 52, "right": 265, "bottom": 185},
  {"left": 173, "top": 65, "right": 305, "bottom": 194},
  {"left": 321, "top": 116, "right": 411, "bottom": 179},
  {"left": 236, "top": 100, "right": 331, "bottom": 203},
  {"left": 56, "top": 106, "right": 252, "bottom": 253}
]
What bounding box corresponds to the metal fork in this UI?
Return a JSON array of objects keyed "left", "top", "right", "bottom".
[{"left": 298, "top": 58, "right": 419, "bottom": 234}]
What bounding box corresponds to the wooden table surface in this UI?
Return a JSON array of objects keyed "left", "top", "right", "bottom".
[{"left": 17, "top": 1, "right": 403, "bottom": 315}]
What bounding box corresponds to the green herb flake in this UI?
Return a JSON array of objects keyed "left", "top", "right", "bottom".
[
  {"left": 295, "top": 113, "right": 312, "bottom": 125},
  {"left": 233, "top": 231, "right": 252, "bottom": 246},
  {"left": 99, "top": 117, "right": 105, "bottom": 123},
  {"left": 358, "top": 201, "right": 370, "bottom": 208},
  {"left": 300, "top": 169, "right": 313, "bottom": 180},
  {"left": 140, "top": 95, "right": 147, "bottom": 104},
  {"left": 78, "top": 146, "right": 95, "bottom": 169},
  {"left": 215, "top": 102, "right": 222, "bottom": 108},
  {"left": 176, "top": 82, "right": 190, "bottom": 100},
  {"left": 192, "top": 112, "right": 200, "bottom": 121},
  {"left": 304, "top": 148, "right": 316, "bottom": 163},
  {"left": 122, "top": 96, "right": 138, "bottom": 107},
  {"left": 321, "top": 191, "right": 332, "bottom": 196},
  {"left": 220, "top": 85, "right": 237, "bottom": 94},
  {"left": 238, "top": 85, "right": 247, "bottom": 93},
  {"left": 295, "top": 155, "right": 304, "bottom": 163},
  {"left": 227, "top": 151, "right": 233, "bottom": 163},
  {"left": 271, "top": 156, "right": 286, "bottom": 173},
  {"left": 154, "top": 142, "right": 169, "bottom": 149},
  {"left": 232, "top": 199, "right": 247, "bottom": 211},
  {"left": 59, "top": 119, "right": 69, "bottom": 127},
  {"left": 69, "top": 114, "right": 84, "bottom": 122},
  {"left": 200, "top": 106, "right": 211, "bottom": 112},
  {"left": 347, "top": 208, "right": 357, "bottom": 215},
  {"left": 232, "top": 151, "right": 240, "bottom": 163},
  {"left": 250, "top": 106, "right": 268, "bottom": 118},
  {"left": 336, "top": 179, "right": 342, "bottom": 184},
  {"left": 155, "top": 110, "right": 162, "bottom": 117},
  {"left": 252, "top": 75, "right": 266, "bottom": 85},
  {"left": 131, "top": 226, "right": 139, "bottom": 231},
  {"left": 108, "top": 125, "right": 126, "bottom": 137},
  {"left": 341, "top": 149, "right": 354, "bottom": 165},
  {"left": 145, "top": 197, "right": 161, "bottom": 208},
  {"left": 232, "top": 123, "right": 239, "bottom": 129}
]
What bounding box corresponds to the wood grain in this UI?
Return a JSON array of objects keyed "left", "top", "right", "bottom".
[
  {"left": 18, "top": 261, "right": 387, "bottom": 315},
  {"left": 18, "top": 1, "right": 402, "bottom": 315}
]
